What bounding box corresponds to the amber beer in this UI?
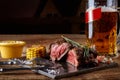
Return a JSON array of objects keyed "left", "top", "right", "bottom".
[{"left": 85, "top": 8, "right": 118, "bottom": 55}]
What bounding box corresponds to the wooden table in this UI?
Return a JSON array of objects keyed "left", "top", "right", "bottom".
[{"left": 0, "top": 34, "right": 120, "bottom": 80}]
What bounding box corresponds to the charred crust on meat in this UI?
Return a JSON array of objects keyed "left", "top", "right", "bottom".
[
  {"left": 49, "top": 37, "right": 98, "bottom": 68},
  {"left": 49, "top": 39, "right": 72, "bottom": 62}
]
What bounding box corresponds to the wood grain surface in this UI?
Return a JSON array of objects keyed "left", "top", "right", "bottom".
[{"left": 0, "top": 34, "right": 120, "bottom": 80}]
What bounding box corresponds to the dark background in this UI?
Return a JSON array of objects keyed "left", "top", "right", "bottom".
[
  {"left": 0, "top": 0, "right": 85, "bottom": 34},
  {"left": 0, "top": 0, "right": 119, "bottom": 34}
]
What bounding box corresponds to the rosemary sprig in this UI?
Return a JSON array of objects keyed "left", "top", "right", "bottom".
[
  {"left": 61, "top": 35, "right": 83, "bottom": 48},
  {"left": 84, "top": 46, "right": 90, "bottom": 58},
  {"left": 61, "top": 35, "right": 90, "bottom": 57}
]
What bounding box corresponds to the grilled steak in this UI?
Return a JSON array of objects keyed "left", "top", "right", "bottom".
[
  {"left": 49, "top": 37, "right": 98, "bottom": 67},
  {"left": 49, "top": 39, "right": 71, "bottom": 61},
  {"left": 66, "top": 47, "right": 83, "bottom": 67},
  {"left": 66, "top": 47, "right": 98, "bottom": 67}
]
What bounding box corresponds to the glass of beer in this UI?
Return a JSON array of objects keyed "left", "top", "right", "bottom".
[{"left": 85, "top": 0, "right": 119, "bottom": 56}]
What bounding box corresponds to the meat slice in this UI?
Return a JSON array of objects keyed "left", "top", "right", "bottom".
[
  {"left": 49, "top": 37, "right": 98, "bottom": 67},
  {"left": 81, "top": 48, "right": 98, "bottom": 67},
  {"left": 56, "top": 42, "right": 70, "bottom": 60},
  {"left": 49, "top": 43, "right": 59, "bottom": 61},
  {"left": 49, "top": 39, "right": 71, "bottom": 61},
  {"left": 66, "top": 47, "right": 83, "bottom": 67},
  {"left": 66, "top": 47, "right": 98, "bottom": 67}
]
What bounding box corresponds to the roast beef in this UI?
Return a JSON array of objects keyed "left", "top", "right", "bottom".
[
  {"left": 81, "top": 48, "right": 98, "bottom": 67},
  {"left": 49, "top": 36, "right": 98, "bottom": 67},
  {"left": 66, "top": 47, "right": 83, "bottom": 67},
  {"left": 49, "top": 39, "right": 71, "bottom": 61},
  {"left": 66, "top": 47, "right": 98, "bottom": 67}
]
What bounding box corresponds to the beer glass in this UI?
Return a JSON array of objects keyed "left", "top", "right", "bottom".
[{"left": 85, "top": 0, "right": 119, "bottom": 56}]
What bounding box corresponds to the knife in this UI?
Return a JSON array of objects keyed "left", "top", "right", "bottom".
[{"left": 0, "top": 65, "right": 46, "bottom": 72}]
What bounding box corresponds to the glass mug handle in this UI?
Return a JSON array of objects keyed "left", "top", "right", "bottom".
[
  {"left": 117, "top": 8, "right": 120, "bottom": 35},
  {"left": 117, "top": 8, "right": 120, "bottom": 45}
]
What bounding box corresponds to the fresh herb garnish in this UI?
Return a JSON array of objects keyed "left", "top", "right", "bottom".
[
  {"left": 61, "top": 35, "right": 90, "bottom": 58},
  {"left": 61, "top": 35, "right": 83, "bottom": 48},
  {"left": 83, "top": 46, "right": 90, "bottom": 58}
]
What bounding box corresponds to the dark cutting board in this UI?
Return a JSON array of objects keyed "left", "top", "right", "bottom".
[{"left": 24, "top": 58, "right": 118, "bottom": 79}]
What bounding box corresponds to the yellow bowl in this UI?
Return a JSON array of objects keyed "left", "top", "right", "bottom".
[{"left": 0, "top": 40, "right": 26, "bottom": 59}]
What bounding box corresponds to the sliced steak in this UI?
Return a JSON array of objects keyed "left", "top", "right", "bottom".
[
  {"left": 66, "top": 47, "right": 83, "bottom": 67},
  {"left": 49, "top": 43, "right": 59, "bottom": 61},
  {"left": 49, "top": 37, "right": 98, "bottom": 68},
  {"left": 66, "top": 47, "right": 98, "bottom": 67},
  {"left": 81, "top": 48, "right": 98, "bottom": 67},
  {"left": 49, "top": 39, "right": 71, "bottom": 61}
]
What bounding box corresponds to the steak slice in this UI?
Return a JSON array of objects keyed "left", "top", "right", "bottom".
[
  {"left": 49, "top": 43, "right": 59, "bottom": 61},
  {"left": 66, "top": 47, "right": 98, "bottom": 67},
  {"left": 66, "top": 47, "right": 83, "bottom": 67},
  {"left": 49, "top": 39, "right": 71, "bottom": 61}
]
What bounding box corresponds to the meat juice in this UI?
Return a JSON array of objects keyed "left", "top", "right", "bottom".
[{"left": 85, "top": 7, "right": 118, "bottom": 55}]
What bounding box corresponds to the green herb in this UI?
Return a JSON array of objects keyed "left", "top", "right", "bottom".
[
  {"left": 84, "top": 46, "right": 90, "bottom": 58},
  {"left": 61, "top": 35, "right": 90, "bottom": 57},
  {"left": 61, "top": 35, "right": 83, "bottom": 48}
]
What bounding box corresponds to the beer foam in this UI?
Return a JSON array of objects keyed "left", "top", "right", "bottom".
[
  {"left": 86, "top": 7, "right": 117, "bottom": 12},
  {"left": 86, "top": 7, "right": 94, "bottom": 12},
  {"left": 101, "top": 7, "right": 117, "bottom": 12}
]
